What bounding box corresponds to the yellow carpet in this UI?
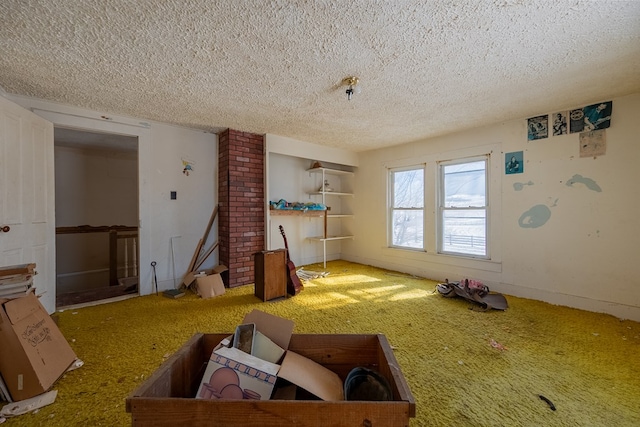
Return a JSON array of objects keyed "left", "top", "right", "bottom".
[{"left": 4, "top": 261, "right": 639, "bottom": 426}]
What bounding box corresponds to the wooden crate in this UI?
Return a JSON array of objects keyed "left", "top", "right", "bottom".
[{"left": 126, "top": 333, "right": 415, "bottom": 426}]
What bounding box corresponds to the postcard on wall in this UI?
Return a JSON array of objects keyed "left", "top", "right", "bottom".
[
  {"left": 182, "top": 158, "right": 195, "bottom": 176},
  {"left": 579, "top": 130, "right": 606, "bottom": 157},
  {"left": 551, "top": 111, "right": 567, "bottom": 136},
  {"left": 570, "top": 101, "right": 612, "bottom": 133},
  {"left": 505, "top": 151, "right": 524, "bottom": 174},
  {"left": 527, "top": 115, "right": 548, "bottom": 140}
]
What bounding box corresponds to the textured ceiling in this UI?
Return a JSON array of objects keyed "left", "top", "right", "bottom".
[{"left": 1, "top": 1, "right": 639, "bottom": 152}]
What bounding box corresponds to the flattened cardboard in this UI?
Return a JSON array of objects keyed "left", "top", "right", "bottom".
[
  {"left": 252, "top": 331, "right": 285, "bottom": 364},
  {"left": 0, "top": 293, "right": 77, "bottom": 401},
  {"left": 0, "top": 264, "right": 35, "bottom": 278},
  {"left": 242, "top": 309, "right": 294, "bottom": 350},
  {"left": 278, "top": 350, "right": 344, "bottom": 401},
  {"left": 196, "top": 346, "right": 279, "bottom": 401},
  {"left": 232, "top": 322, "right": 285, "bottom": 364},
  {"left": 0, "top": 275, "right": 34, "bottom": 300}
]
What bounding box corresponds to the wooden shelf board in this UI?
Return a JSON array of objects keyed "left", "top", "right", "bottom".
[
  {"left": 308, "top": 191, "right": 353, "bottom": 197},
  {"left": 269, "top": 209, "right": 327, "bottom": 217},
  {"left": 306, "top": 167, "right": 354, "bottom": 176},
  {"left": 307, "top": 235, "right": 354, "bottom": 242}
]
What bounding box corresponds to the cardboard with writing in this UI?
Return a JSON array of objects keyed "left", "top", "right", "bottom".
[{"left": 0, "top": 293, "right": 77, "bottom": 401}]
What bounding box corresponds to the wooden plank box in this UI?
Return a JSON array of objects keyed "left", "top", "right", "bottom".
[{"left": 126, "top": 333, "right": 415, "bottom": 427}]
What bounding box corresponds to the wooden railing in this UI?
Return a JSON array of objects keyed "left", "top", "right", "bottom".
[{"left": 56, "top": 225, "right": 139, "bottom": 286}]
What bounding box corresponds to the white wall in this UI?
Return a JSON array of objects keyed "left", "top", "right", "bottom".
[
  {"left": 346, "top": 92, "right": 640, "bottom": 321},
  {"left": 55, "top": 145, "right": 138, "bottom": 227},
  {"left": 8, "top": 95, "right": 218, "bottom": 295}
]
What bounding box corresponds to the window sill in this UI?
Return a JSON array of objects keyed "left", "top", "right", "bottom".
[{"left": 381, "top": 247, "right": 502, "bottom": 273}]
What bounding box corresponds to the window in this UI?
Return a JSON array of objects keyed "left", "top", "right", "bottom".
[
  {"left": 389, "top": 167, "right": 424, "bottom": 249},
  {"left": 387, "top": 154, "right": 490, "bottom": 259},
  {"left": 439, "top": 158, "right": 488, "bottom": 257}
]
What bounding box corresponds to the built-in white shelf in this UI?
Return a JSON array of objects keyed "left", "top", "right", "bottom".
[{"left": 305, "top": 166, "right": 355, "bottom": 267}]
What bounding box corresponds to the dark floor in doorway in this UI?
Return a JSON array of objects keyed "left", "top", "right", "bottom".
[{"left": 56, "top": 282, "right": 138, "bottom": 308}]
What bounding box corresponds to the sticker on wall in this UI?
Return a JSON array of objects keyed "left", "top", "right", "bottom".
[
  {"left": 579, "top": 130, "right": 606, "bottom": 157},
  {"left": 527, "top": 115, "right": 548, "bottom": 140},
  {"left": 569, "top": 101, "right": 612, "bottom": 133},
  {"left": 551, "top": 111, "right": 568, "bottom": 136},
  {"left": 182, "top": 158, "right": 195, "bottom": 176},
  {"left": 505, "top": 151, "right": 524, "bottom": 174}
]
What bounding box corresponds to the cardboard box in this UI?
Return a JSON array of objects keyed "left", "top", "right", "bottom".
[
  {"left": 183, "top": 265, "right": 227, "bottom": 288},
  {"left": 183, "top": 265, "right": 228, "bottom": 299},
  {"left": 0, "top": 293, "right": 77, "bottom": 401},
  {"left": 126, "top": 332, "right": 416, "bottom": 426},
  {"left": 195, "top": 273, "right": 225, "bottom": 299}
]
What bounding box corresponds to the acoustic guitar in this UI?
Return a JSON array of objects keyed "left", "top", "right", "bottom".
[{"left": 279, "top": 225, "right": 303, "bottom": 296}]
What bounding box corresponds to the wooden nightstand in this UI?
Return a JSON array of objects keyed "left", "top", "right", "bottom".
[{"left": 254, "top": 249, "right": 287, "bottom": 301}]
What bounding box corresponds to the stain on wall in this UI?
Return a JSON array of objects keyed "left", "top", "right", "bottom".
[
  {"left": 513, "top": 181, "right": 534, "bottom": 191},
  {"left": 566, "top": 174, "right": 602, "bottom": 192},
  {"left": 518, "top": 204, "right": 552, "bottom": 228}
]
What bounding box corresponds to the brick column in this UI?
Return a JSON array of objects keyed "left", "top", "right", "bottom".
[{"left": 218, "top": 129, "right": 265, "bottom": 287}]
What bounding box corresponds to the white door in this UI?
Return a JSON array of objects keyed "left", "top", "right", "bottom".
[{"left": 0, "top": 95, "right": 56, "bottom": 313}]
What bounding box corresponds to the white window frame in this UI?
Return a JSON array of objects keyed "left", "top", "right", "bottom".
[
  {"left": 388, "top": 165, "right": 426, "bottom": 251},
  {"left": 437, "top": 156, "right": 489, "bottom": 259}
]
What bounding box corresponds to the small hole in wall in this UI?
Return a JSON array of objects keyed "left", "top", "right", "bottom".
[{"left": 170, "top": 191, "right": 177, "bottom": 200}]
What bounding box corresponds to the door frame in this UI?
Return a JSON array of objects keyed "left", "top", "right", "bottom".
[
  {"left": 25, "top": 107, "right": 152, "bottom": 301},
  {"left": 54, "top": 127, "right": 140, "bottom": 303}
]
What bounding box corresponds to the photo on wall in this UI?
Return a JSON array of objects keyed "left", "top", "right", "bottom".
[
  {"left": 505, "top": 151, "right": 524, "bottom": 174},
  {"left": 579, "top": 130, "right": 607, "bottom": 157},
  {"left": 552, "top": 111, "right": 568, "bottom": 136},
  {"left": 570, "top": 101, "right": 612, "bottom": 133},
  {"left": 527, "top": 115, "right": 548, "bottom": 140}
]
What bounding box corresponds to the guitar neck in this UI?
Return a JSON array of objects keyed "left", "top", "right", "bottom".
[{"left": 279, "top": 226, "right": 291, "bottom": 260}]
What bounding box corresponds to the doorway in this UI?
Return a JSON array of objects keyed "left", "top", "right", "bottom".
[{"left": 53, "top": 127, "right": 140, "bottom": 308}]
